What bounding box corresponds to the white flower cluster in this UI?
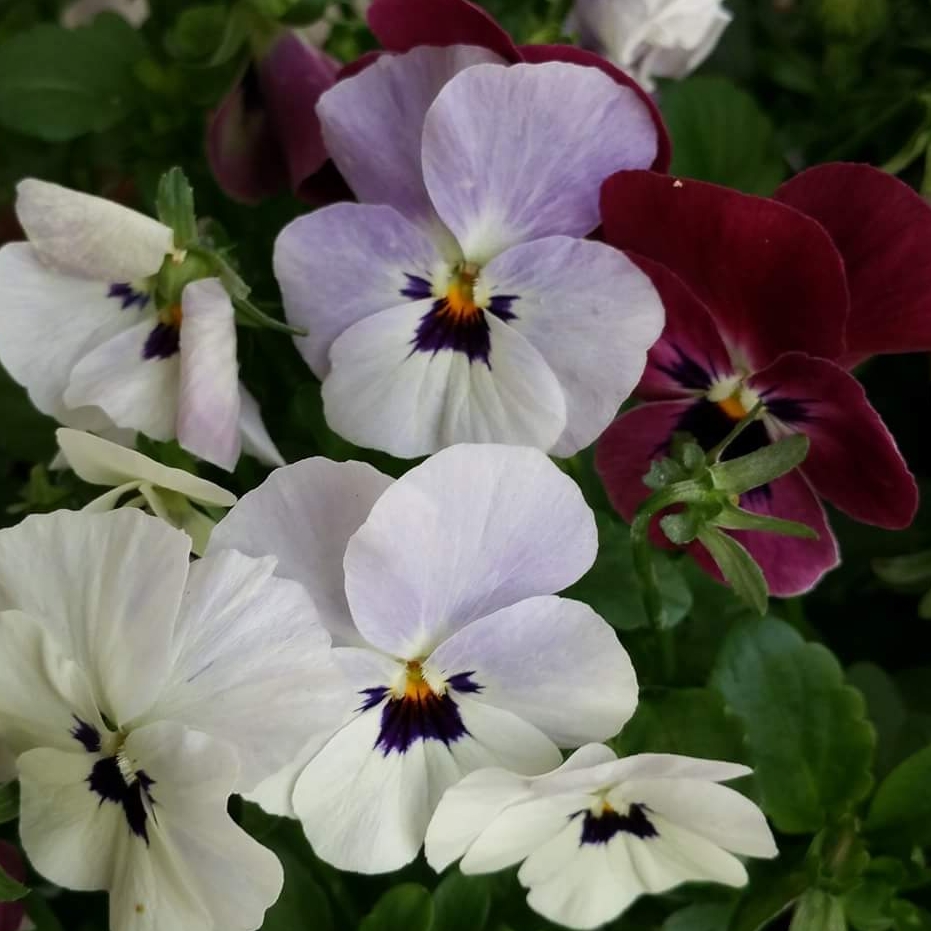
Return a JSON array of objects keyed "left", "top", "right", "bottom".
[{"left": 0, "top": 442, "right": 777, "bottom": 931}]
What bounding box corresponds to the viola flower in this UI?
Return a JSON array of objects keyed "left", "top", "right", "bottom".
[
  {"left": 275, "top": 56, "right": 664, "bottom": 457},
  {"left": 208, "top": 29, "right": 343, "bottom": 205},
  {"left": 595, "top": 170, "right": 919, "bottom": 596},
  {"left": 0, "top": 842, "right": 28, "bottom": 931},
  {"left": 426, "top": 744, "right": 777, "bottom": 931},
  {"left": 209, "top": 445, "right": 639, "bottom": 873},
  {"left": 0, "top": 179, "right": 283, "bottom": 471},
  {"left": 56, "top": 428, "right": 237, "bottom": 555},
  {"left": 0, "top": 510, "right": 349, "bottom": 929},
  {"left": 365, "top": 0, "right": 671, "bottom": 170},
  {"left": 567, "top": 0, "right": 732, "bottom": 92}
]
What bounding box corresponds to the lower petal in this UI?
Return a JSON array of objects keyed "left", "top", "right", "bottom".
[
  {"left": 322, "top": 301, "right": 566, "bottom": 457},
  {"left": 238, "top": 385, "right": 285, "bottom": 467}
]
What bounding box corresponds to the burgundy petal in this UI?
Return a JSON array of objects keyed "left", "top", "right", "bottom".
[
  {"left": 0, "top": 841, "right": 26, "bottom": 931},
  {"left": 752, "top": 352, "right": 918, "bottom": 529},
  {"left": 690, "top": 470, "right": 840, "bottom": 597},
  {"left": 600, "top": 171, "right": 849, "bottom": 370},
  {"left": 518, "top": 44, "right": 670, "bottom": 172},
  {"left": 776, "top": 162, "right": 931, "bottom": 366},
  {"left": 633, "top": 255, "right": 734, "bottom": 400},
  {"left": 367, "top": 0, "right": 519, "bottom": 60}
]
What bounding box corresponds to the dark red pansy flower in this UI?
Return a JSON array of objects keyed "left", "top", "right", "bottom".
[
  {"left": 595, "top": 168, "right": 920, "bottom": 596},
  {"left": 207, "top": 29, "right": 347, "bottom": 205},
  {"left": 0, "top": 841, "right": 26, "bottom": 931},
  {"left": 365, "top": 0, "right": 671, "bottom": 171}
]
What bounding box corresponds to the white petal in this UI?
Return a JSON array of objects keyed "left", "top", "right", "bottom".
[
  {"left": 343, "top": 444, "right": 597, "bottom": 656},
  {"left": 0, "top": 243, "right": 140, "bottom": 420},
  {"left": 61, "top": 0, "right": 150, "bottom": 29},
  {"left": 177, "top": 279, "right": 242, "bottom": 471},
  {"left": 322, "top": 301, "right": 567, "bottom": 458},
  {"left": 429, "top": 596, "right": 638, "bottom": 747},
  {"left": 238, "top": 385, "right": 285, "bottom": 467},
  {"left": 57, "top": 428, "right": 237, "bottom": 507},
  {"left": 602, "top": 753, "right": 753, "bottom": 784},
  {"left": 147, "top": 549, "right": 350, "bottom": 791},
  {"left": 208, "top": 457, "right": 393, "bottom": 646},
  {"left": 18, "top": 747, "right": 126, "bottom": 891},
  {"left": 0, "top": 510, "right": 191, "bottom": 724},
  {"left": 65, "top": 319, "right": 181, "bottom": 441},
  {"left": 16, "top": 179, "right": 173, "bottom": 281},
  {"left": 0, "top": 610, "right": 102, "bottom": 756}
]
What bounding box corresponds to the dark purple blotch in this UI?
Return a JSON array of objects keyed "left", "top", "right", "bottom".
[
  {"left": 578, "top": 803, "right": 658, "bottom": 846},
  {"left": 71, "top": 716, "right": 101, "bottom": 753},
  {"left": 87, "top": 757, "right": 156, "bottom": 844},
  {"left": 143, "top": 322, "right": 181, "bottom": 360},
  {"left": 108, "top": 282, "right": 150, "bottom": 311}
]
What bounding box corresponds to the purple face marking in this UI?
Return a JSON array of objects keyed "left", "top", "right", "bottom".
[
  {"left": 108, "top": 282, "right": 150, "bottom": 311},
  {"left": 578, "top": 803, "right": 658, "bottom": 846},
  {"left": 142, "top": 321, "right": 181, "bottom": 360}
]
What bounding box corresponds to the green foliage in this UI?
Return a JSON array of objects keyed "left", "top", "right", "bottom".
[
  {"left": 865, "top": 746, "right": 931, "bottom": 849},
  {"left": 432, "top": 872, "right": 493, "bottom": 931},
  {"left": 360, "top": 884, "right": 435, "bottom": 931},
  {"left": 0, "top": 863, "right": 27, "bottom": 903}
]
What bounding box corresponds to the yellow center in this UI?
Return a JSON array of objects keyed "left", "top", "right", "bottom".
[
  {"left": 441, "top": 263, "right": 482, "bottom": 323},
  {"left": 717, "top": 393, "right": 749, "bottom": 421},
  {"left": 159, "top": 302, "right": 183, "bottom": 329},
  {"left": 402, "top": 661, "right": 435, "bottom": 701}
]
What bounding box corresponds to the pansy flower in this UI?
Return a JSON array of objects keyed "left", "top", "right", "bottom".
[
  {"left": 275, "top": 56, "right": 664, "bottom": 457},
  {"left": 0, "top": 180, "right": 283, "bottom": 471},
  {"left": 426, "top": 744, "right": 777, "bottom": 931},
  {"left": 595, "top": 168, "right": 921, "bottom": 595},
  {"left": 0, "top": 510, "right": 349, "bottom": 929},
  {"left": 209, "top": 445, "right": 639, "bottom": 873}
]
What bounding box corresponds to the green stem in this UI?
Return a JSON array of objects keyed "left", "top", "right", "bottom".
[{"left": 706, "top": 401, "right": 764, "bottom": 464}]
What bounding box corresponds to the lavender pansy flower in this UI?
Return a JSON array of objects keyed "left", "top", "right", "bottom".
[
  {"left": 274, "top": 53, "right": 665, "bottom": 458},
  {"left": 209, "top": 445, "right": 639, "bottom": 873}
]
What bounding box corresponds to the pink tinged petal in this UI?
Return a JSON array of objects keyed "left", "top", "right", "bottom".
[
  {"left": 367, "top": 0, "right": 520, "bottom": 60},
  {"left": 317, "top": 45, "right": 505, "bottom": 228},
  {"left": 0, "top": 244, "right": 141, "bottom": 420},
  {"left": 422, "top": 62, "right": 658, "bottom": 262},
  {"left": 15, "top": 179, "right": 173, "bottom": 281},
  {"left": 775, "top": 163, "right": 931, "bottom": 365},
  {"left": 428, "top": 595, "right": 638, "bottom": 747},
  {"left": 751, "top": 353, "right": 918, "bottom": 528},
  {"left": 321, "top": 301, "right": 567, "bottom": 458},
  {"left": 632, "top": 257, "right": 735, "bottom": 401},
  {"left": 690, "top": 470, "right": 840, "bottom": 597},
  {"left": 238, "top": 385, "right": 285, "bottom": 467},
  {"left": 209, "top": 458, "right": 393, "bottom": 647},
  {"left": 65, "top": 319, "right": 181, "bottom": 442},
  {"left": 600, "top": 172, "right": 848, "bottom": 370},
  {"left": 177, "top": 279, "right": 242, "bottom": 471},
  {"left": 482, "top": 236, "right": 664, "bottom": 456},
  {"left": 517, "top": 44, "right": 671, "bottom": 172},
  {"left": 0, "top": 843, "right": 26, "bottom": 931},
  {"left": 344, "top": 444, "right": 597, "bottom": 656},
  {"left": 0, "top": 510, "right": 191, "bottom": 724},
  {"left": 145, "top": 550, "right": 350, "bottom": 792},
  {"left": 275, "top": 203, "right": 445, "bottom": 378}
]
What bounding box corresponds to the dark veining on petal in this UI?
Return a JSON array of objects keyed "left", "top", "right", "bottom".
[
  {"left": 401, "top": 274, "right": 433, "bottom": 301},
  {"left": 487, "top": 294, "right": 518, "bottom": 322},
  {"left": 578, "top": 803, "right": 658, "bottom": 846},
  {"left": 413, "top": 300, "right": 495, "bottom": 365},
  {"left": 764, "top": 395, "right": 814, "bottom": 425},
  {"left": 87, "top": 757, "right": 156, "bottom": 844},
  {"left": 656, "top": 345, "right": 715, "bottom": 392},
  {"left": 358, "top": 686, "right": 390, "bottom": 713},
  {"left": 108, "top": 283, "right": 150, "bottom": 311},
  {"left": 446, "top": 671, "right": 483, "bottom": 694},
  {"left": 71, "top": 716, "right": 101, "bottom": 753},
  {"left": 142, "top": 322, "right": 181, "bottom": 360}
]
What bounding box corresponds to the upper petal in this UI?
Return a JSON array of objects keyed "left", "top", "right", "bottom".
[
  {"left": 208, "top": 457, "right": 393, "bottom": 647},
  {"left": 178, "top": 278, "right": 242, "bottom": 472},
  {"left": 274, "top": 202, "right": 445, "bottom": 378},
  {"left": 343, "top": 444, "right": 597, "bottom": 656},
  {"left": 775, "top": 162, "right": 931, "bottom": 365},
  {"left": 15, "top": 179, "right": 173, "bottom": 281},
  {"left": 0, "top": 510, "right": 190, "bottom": 724},
  {"left": 600, "top": 171, "right": 848, "bottom": 369},
  {"left": 482, "top": 236, "right": 664, "bottom": 455},
  {"left": 317, "top": 44, "right": 505, "bottom": 228},
  {"left": 422, "top": 62, "right": 658, "bottom": 262}
]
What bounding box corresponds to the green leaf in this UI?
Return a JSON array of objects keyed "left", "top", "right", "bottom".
[
  {"left": 0, "top": 862, "right": 27, "bottom": 903},
  {"left": 24, "top": 892, "right": 66, "bottom": 931},
  {"left": 846, "top": 663, "right": 910, "bottom": 779},
  {"left": 360, "top": 884, "right": 434, "bottom": 931},
  {"left": 164, "top": 5, "right": 229, "bottom": 62},
  {"left": 713, "top": 501, "right": 818, "bottom": 540},
  {"left": 0, "top": 781, "right": 19, "bottom": 824},
  {"left": 660, "top": 76, "right": 787, "bottom": 195},
  {"left": 0, "top": 15, "right": 147, "bottom": 142},
  {"left": 711, "top": 435, "right": 810, "bottom": 496},
  {"left": 156, "top": 167, "right": 198, "bottom": 248},
  {"left": 790, "top": 890, "right": 847, "bottom": 931},
  {"left": 730, "top": 860, "right": 809, "bottom": 931},
  {"left": 696, "top": 526, "right": 769, "bottom": 615},
  {"left": 712, "top": 617, "right": 876, "bottom": 834},
  {"left": 865, "top": 745, "right": 931, "bottom": 848},
  {"left": 259, "top": 846, "right": 334, "bottom": 931},
  {"left": 664, "top": 903, "right": 735, "bottom": 931},
  {"left": 873, "top": 550, "right": 931, "bottom": 588},
  {"left": 432, "top": 871, "right": 492, "bottom": 931}
]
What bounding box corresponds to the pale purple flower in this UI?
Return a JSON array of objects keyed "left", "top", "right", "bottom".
[{"left": 275, "top": 50, "right": 664, "bottom": 458}]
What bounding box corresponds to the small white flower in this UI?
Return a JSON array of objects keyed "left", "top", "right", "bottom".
[
  {"left": 57, "top": 428, "right": 236, "bottom": 555},
  {"left": 570, "top": 0, "right": 732, "bottom": 91},
  {"left": 427, "top": 744, "right": 778, "bottom": 931},
  {"left": 209, "top": 444, "right": 639, "bottom": 874},
  {"left": 60, "top": 0, "right": 150, "bottom": 29},
  {"left": 0, "top": 180, "right": 284, "bottom": 471},
  {"left": 0, "top": 509, "right": 350, "bottom": 930}
]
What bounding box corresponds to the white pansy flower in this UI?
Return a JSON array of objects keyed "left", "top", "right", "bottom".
[
  {"left": 209, "top": 444, "right": 639, "bottom": 874},
  {"left": 57, "top": 428, "right": 236, "bottom": 555},
  {"left": 0, "top": 180, "right": 283, "bottom": 471},
  {"left": 427, "top": 744, "right": 778, "bottom": 930},
  {"left": 0, "top": 510, "right": 350, "bottom": 930},
  {"left": 570, "top": 0, "right": 732, "bottom": 91},
  {"left": 61, "top": 0, "right": 150, "bottom": 28}
]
